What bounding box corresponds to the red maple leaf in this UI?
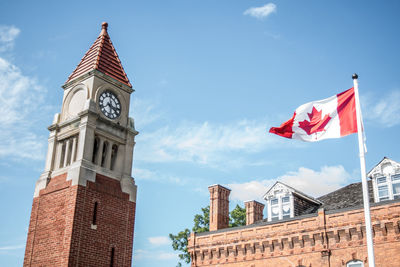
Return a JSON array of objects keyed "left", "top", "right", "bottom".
[{"left": 298, "top": 106, "right": 331, "bottom": 135}]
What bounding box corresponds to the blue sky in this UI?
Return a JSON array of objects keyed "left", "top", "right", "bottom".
[{"left": 1, "top": 1, "right": 400, "bottom": 266}]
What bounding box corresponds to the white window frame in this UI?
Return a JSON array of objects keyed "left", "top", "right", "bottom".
[
  {"left": 267, "top": 193, "right": 294, "bottom": 221},
  {"left": 374, "top": 172, "right": 400, "bottom": 202},
  {"left": 347, "top": 260, "right": 363, "bottom": 267}
]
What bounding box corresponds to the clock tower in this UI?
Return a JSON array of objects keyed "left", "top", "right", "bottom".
[{"left": 24, "top": 22, "right": 138, "bottom": 267}]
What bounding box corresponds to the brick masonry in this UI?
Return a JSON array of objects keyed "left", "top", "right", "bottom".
[
  {"left": 209, "top": 185, "right": 231, "bottom": 231},
  {"left": 188, "top": 201, "right": 400, "bottom": 266},
  {"left": 24, "top": 173, "right": 136, "bottom": 267}
]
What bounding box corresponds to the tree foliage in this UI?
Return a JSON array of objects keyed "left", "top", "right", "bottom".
[
  {"left": 229, "top": 204, "right": 246, "bottom": 227},
  {"left": 169, "top": 205, "right": 246, "bottom": 266}
]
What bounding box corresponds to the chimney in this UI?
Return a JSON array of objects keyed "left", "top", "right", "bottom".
[
  {"left": 208, "top": 184, "right": 231, "bottom": 231},
  {"left": 244, "top": 200, "right": 265, "bottom": 225}
]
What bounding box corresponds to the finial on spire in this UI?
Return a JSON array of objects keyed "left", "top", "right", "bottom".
[
  {"left": 352, "top": 73, "right": 358, "bottom": 80},
  {"left": 101, "top": 22, "right": 108, "bottom": 35}
]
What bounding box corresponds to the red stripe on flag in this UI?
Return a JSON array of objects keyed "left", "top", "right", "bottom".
[
  {"left": 337, "top": 87, "right": 357, "bottom": 136},
  {"left": 269, "top": 112, "right": 296, "bottom": 139}
]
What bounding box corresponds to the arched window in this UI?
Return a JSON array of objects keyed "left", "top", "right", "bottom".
[
  {"left": 110, "top": 144, "right": 118, "bottom": 170},
  {"left": 347, "top": 260, "right": 363, "bottom": 267},
  {"left": 92, "top": 136, "right": 99, "bottom": 163},
  {"left": 101, "top": 141, "right": 109, "bottom": 167}
]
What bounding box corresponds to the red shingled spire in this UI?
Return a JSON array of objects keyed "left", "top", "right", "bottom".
[{"left": 65, "top": 22, "right": 132, "bottom": 87}]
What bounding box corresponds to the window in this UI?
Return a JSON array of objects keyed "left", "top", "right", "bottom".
[
  {"left": 92, "top": 137, "right": 99, "bottom": 163},
  {"left": 347, "top": 260, "right": 363, "bottom": 267},
  {"left": 110, "top": 247, "right": 115, "bottom": 267},
  {"left": 271, "top": 198, "right": 279, "bottom": 221},
  {"left": 110, "top": 144, "right": 118, "bottom": 170},
  {"left": 66, "top": 139, "right": 73, "bottom": 166},
  {"left": 269, "top": 195, "right": 292, "bottom": 221},
  {"left": 59, "top": 141, "right": 66, "bottom": 168},
  {"left": 392, "top": 174, "right": 400, "bottom": 199},
  {"left": 377, "top": 176, "right": 386, "bottom": 184},
  {"left": 101, "top": 141, "right": 109, "bottom": 167},
  {"left": 92, "top": 202, "right": 98, "bottom": 225},
  {"left": 378, "top": 185, "right": 389, "bottom": 201},
  {"left": 375, "top": 172, "right": 400, "bottom": 202},
  {"left": 282, "top": 196, "right": 290, "bottom": 219}
]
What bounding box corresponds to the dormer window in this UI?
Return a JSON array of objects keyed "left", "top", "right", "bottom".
[
  {"left": 377, "top": 177, "right": 389, "bottom": 201},
  {"left": 392, "top": 174, "right": 400, "bottom": 199},
  {"left": 263, "top": 182, "right": 321, "bottom": 222},
  {"left": 369, "top": 158, "right": 400, "bottom": 203}
]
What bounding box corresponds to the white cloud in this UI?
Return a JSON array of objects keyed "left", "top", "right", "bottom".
[
  {"left": 0, "top": 28, "right": 48, "bottom": 161},
  {"left": 228, "top": 165, "right": 351, "bottom": 202},
  {"left": 228, "top": 180, "right": 274, "bottom": 202},
  {"left": 244, "top": 3, "right": 277, "bottom": 20},
  {"left": 0, "top": 25, "right": 20, "bottom": 52},
  {"left": 278, "top": 165, "right": 351, "bottom": 197},
  {"left": 148, "top": 236, "right": 170, "bottom": 246},
  {"left": 362, "top": 90, "right": 400, "bottom": 127},
  {"left": 136, "top": 119, "right": 275, "bottom": 169}
]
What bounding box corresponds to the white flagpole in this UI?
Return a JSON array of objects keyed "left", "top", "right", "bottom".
[{"left": 352, "top": 73, "right": 375, "bottom": 267}]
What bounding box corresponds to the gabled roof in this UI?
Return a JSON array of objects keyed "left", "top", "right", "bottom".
[
  {"left": 367, "top": 157, "right": 400, "bottom": 178},
  {"left": 263, "top": 181, "right": 321, "bottom": 205},
  {"left": 65, "top": 22, "right": 132, "bottom": 87}
]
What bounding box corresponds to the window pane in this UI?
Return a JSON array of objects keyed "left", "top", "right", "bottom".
[
  {"left": 379, "top": 196, "right": 389, "bottom": 201},
  {"left": 282, "top": 196, "right": 290, "bottom": 203},
  {"left": 378, "top": 185, "right": 388, "bottom": 198},
  {"left": 393, "top": 183, "right": 400, "bottom": 195},
  {"left": 347, "top": 260, "right": 363, "bottom": 267},
  {"left": 377, "top": 177, "right": 386, "bottom": 184},
  {"left": 392, "top": 174, "right": 400, "bottom": 181},
  {"left": 282, "top": 205, "right": 290, "bottom": 215},
  {"left": 271, "top": 207, "right": 279, "bottom": 216},
  {"left": 271, "top": 198, "right": 278, "bottom": 205}
]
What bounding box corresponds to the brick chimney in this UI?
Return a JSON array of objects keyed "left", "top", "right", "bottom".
[
  {"left": 208, "top": 184, "right": 231, "bottom": 231},
  {"left": 244, "top": 200, "right": 265, "bottom": 225}
]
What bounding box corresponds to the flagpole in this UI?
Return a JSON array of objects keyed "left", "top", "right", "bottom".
[{"left": 352, "top": 73, "right": 375, "bottom": 267}]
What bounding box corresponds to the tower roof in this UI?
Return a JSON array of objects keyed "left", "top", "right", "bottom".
[{"left": 65, "top": 22, "right": 132, "bottom": 87}]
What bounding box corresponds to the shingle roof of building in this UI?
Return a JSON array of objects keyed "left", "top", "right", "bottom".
[
  {"left": 317, "top": 180, "right": 373, "bottom": 211},
  {"left": 65, "top": 22, "right": 132, "bottom": 87}
]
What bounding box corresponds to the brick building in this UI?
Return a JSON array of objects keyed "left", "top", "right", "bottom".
[
  {"left": 24, "top": 23, "right": 138, "bottom": 267},
  {"left": 188, "top": 157, "right": 400, "bottom": 267}
]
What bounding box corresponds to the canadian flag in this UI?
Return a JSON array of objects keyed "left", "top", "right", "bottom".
[{"left": 269, "top": 87, "right": 357, "bottom": 141}]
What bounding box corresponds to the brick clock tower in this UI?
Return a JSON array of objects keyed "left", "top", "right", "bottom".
[{"left": 24, "top": 22, "right": 138, "bottom": 267}]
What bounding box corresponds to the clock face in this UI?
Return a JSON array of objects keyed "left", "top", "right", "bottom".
[{"left": 99, "top": 90, "right": 121, "bottom": 119}]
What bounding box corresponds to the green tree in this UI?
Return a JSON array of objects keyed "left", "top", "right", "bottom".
[
  {"left": 229, "top": 204, "right": 246, "bottom": 227},
  {"left": 169, "top": 205, "right": 246, "bottom": 267}
]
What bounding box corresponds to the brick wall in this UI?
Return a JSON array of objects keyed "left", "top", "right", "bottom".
[
  {"left": 188, "top": 201, "right": 400, "bottom": 267},
  {"left": 24, "top": 173, "right": 136, "bottom": 267}
]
